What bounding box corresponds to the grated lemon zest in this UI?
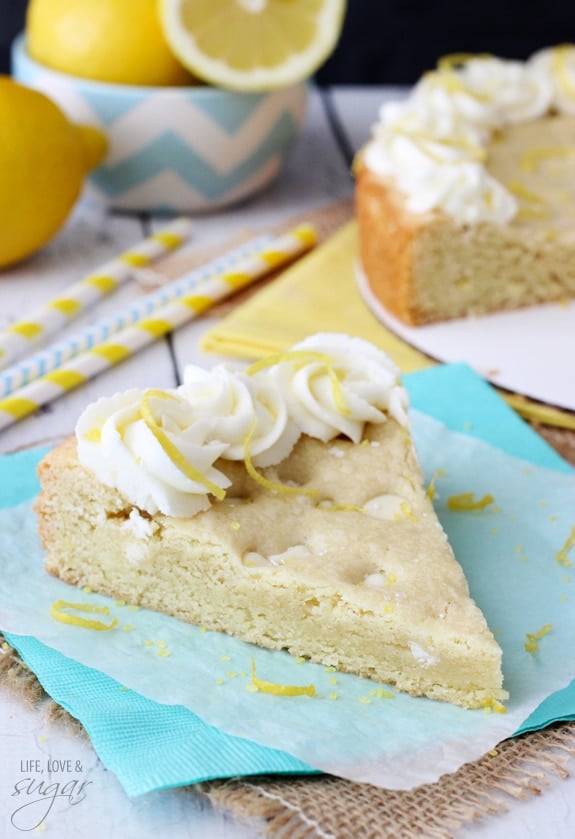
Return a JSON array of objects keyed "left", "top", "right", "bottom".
[
  {"left": 246, "top": 351, "right": 350, "bottom": 416},
  {"left": 50, "top": 600, "right": 117, "bottom": 631},
  {"left": 506, "top": 179, "right": 547, "bottom": 205},
  {"left": 250, "top": 659, "right": 315, "bottom": 697},
  {"left": 243, "top": 419, "right": 318, "bottom": 498},
  {"left": 481, "top": 698, "right": 507, "bottom": 714},
  {"left": 319, "top": 501, "right": 365, "bottom": 513},
  {"left": 520, "top": 145, "right": 575, "bottom": 173},
  {"left": 524, "top": 624, "right": 553, "bottom": 654},
  {"left": 552, "top": 45, "right": 575, "bottom": 101},
  {"left": 400, "top": 501, "right": 417, "bottom": 521},
  {"left": 437, "top": 52, "right": 494, "bottom": 72},
  {"left": 556, "top": 526, "right": 575, "bottom": 568},
  {"left": 140, "top": 389, "right": 225, "bottom": 500},
  {"left": 447, "top": 492, "right": 495, "bottom": 511}
]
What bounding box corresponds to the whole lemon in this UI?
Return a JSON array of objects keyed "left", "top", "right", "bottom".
[
  {"left": 0, "top": 77, "right": 107, "bottom": 269},
  {"left": 26, "top": 0, "right": 196, "bottom": 86}
]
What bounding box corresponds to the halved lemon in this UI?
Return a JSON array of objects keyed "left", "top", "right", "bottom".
[{"left": 158, "top": 0, "right": 347, "bottom": 91}]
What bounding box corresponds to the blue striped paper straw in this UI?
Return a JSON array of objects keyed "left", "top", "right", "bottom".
[
  {"left": 0, "top": 233, "right": 273, "bottom": 398},
  {"left": 0, "top": 217, "right": 194, "bottom": 371}
]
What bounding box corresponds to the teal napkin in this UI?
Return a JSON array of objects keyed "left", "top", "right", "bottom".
[{"left": 1, "top": 364, "right": 574, "bottom": 796}]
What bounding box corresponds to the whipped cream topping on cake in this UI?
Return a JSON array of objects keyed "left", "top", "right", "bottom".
[
  {"left": 76, "top": 388, "right": 231, "bottom": 518},
  {"left": 531, "top": 45, "right": 575, "bottom": 115},
  {"left": 363, "top": 45, "right": 575, "bottom": 223},
  {"left": 181, "top": 364, "right": 300, "bottom": 467},
  {"left": 76, "top": 334, "right": 409, "bottom": 517},
  {"left": 264, "top": 333, "right": 409, "bottom": 442}
]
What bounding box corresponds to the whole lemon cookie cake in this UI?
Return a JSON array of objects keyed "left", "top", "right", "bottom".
[
  {"left": 356, "top": 46, "right": 575, "bottom": 325},
  {"left": 35, "top": 334, "right": 507, "bottom": 709}
]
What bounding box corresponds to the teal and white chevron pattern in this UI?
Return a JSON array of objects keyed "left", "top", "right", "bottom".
[{"left": 12, "top": 37, "right": 307, "bottom": 213}]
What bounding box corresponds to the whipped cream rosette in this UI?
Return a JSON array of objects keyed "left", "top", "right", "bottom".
[
  {"left": 257, "top": 334, "right": 409, "bottom": 443},
  {"left": 529, "top": 45, "right": 575, "bottom": 115},
  {"left": 363, "top": 49, "right": 573, "bottom": 224},
  {"left": 413, "top": 57, "right": 552, "bottom": 128},
  {"left": 181, "top": 363, "right": 300, "bottom": 467},
  {"left": 76, "top": 388, "right": 230, "bottom": 518},
  {"left": 365, "top": 100, "right": 517, "bottom": 223},
  {"left": 77, "top": 335, "right": 411, "bottom": 518}
]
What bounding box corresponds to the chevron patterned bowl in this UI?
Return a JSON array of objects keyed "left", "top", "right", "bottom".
[{"left": 12, "top": 36, "right": 308, "bottom": 213}]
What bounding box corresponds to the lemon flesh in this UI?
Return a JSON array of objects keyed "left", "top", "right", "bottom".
[
  {"left": 159, "top": 0, "right": 346, "bottom": 91},
  {"left": 26, "top": 0, "right": 196, "bottom": 86},
  {"left": 0, "top": 77, "right": 107, "bottom": 269}
]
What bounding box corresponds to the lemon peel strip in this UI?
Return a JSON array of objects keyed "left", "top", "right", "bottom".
[
  {"left": 246, "top": 351, "right": 350, "bottom": 416},
  {"left": 250, "top": 659, "right": 315, "bottom": 697},
  {"left": 520, "top": 145, "right": 575, "bottom": 173},
  {"left": 524, "top": 624, "right": 553, "bottom": 654},
  {"left": 556, "top": 526, "right": 575, "bottom": 568},
  {"left": 481, "top": 697, "right": 507, "bottom": 714},
  {"left": 447, "top": 492, "right": 495, "bottom": 511},
  {"left": 318, "top": 502, "right": 365, "bottom": 513},
  {"left": 243, "top": 419, "right": 317, "bottom": 498},
  {"left": 50, "top": 600, "right": 118, "bottom": 631},
  {"left": 552, "top": 45, "right": 575, "bottom": 101},
  {"left": 140, "top": 389, "right": 225, "bottom": 500}
]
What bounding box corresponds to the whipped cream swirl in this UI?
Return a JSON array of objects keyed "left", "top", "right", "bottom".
[
  {"left": 412, "top": 58, "right": 552, "bottom": 128},
  {"left": 366, "top": 100, "right": 517, "bottom": 223},
  {"left": 363, "top": 51, "right": 563, "bottom": 223},
  {"left": 530, "top": 45, "right": 575, "bottom": 115},
  {"left": 181, "top": 363, "right": 300, "bottom": 467},
  {"left": 262, "top": 334, "right": 409, "bottom": 443},
  {"left": 76, "top": 334, "right": 410, "bottom": 518},
  {"left": 77, "top": 388, "right": 230, "bottom": 518}
]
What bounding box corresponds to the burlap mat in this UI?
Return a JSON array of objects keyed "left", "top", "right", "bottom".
[
  {"left": 2, "top": 198, "right": 575, "bottom": 837},
  {"left": 2, "top": 632, "right": 575, "bottom": 838}
]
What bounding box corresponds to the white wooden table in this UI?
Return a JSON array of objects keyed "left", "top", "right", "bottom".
[{"left": 1, "top": 86, "right": 574, "bottom": 839}]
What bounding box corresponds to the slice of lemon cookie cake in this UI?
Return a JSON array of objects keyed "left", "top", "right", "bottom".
[{"left": 35, "top": 334, "right": 507, "bottom": 709}]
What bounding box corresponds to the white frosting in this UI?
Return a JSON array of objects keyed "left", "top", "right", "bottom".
[
  {"left": 530, "top": 45, "right": 575, "bottom": 115},
  {"left": 76, "top": 389, "right": 230, "bottom": 518},
  {"left": 412, "top": 58, "right": 552, "bottom": 128},
  {"left": 181, "top": 364, "right": 300, "bottom": 467},
  {"left": 363, "top": 51, "right": 564, "bottom": 223},
  {"left": 264, "top": 333, "right": 409, "bottom": 443},
  {"left": 76, "top": 334, "right": 411, "bottom": 519}
]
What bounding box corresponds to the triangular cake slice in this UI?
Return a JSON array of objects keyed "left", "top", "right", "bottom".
[{"left": 35, "top": 334, "right": 507, "bottom": 709}]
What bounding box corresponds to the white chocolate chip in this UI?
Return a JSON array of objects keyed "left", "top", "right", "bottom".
[
  {"left": 243, "top": 544, "right": 311, "bottom": 568},
  {"left": 242, "top": 551, "right": 270, "bottom": 567},
  {"left": 364, "top": 572, "right": 386, "bottom": 589},
  {"left": 363, "top": 494, "right": 406, "bottom": 521},
  {"left": 328, "top": 446, "right": 345, "bottom": 458},
  {"left": 120, "top": 509, "right": 156, "bottom": 540},
  {"left": 269, "top": 544, "right": 311, "bottom": 566},
  {"left": 408, "top": 641, "right": 438, "bottom": 668}
]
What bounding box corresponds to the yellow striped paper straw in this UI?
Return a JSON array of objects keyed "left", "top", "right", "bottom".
[
  {"left": 0, "top": 217, "right": 193, "bottom": 371},
  {"left": 0, "top": 233, "right": 273, "bottom": 398},
  {"left": 0, "top": 223, "right": 317, "bottom": 432}
]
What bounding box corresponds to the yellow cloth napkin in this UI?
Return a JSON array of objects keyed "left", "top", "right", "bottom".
[
  {"left": 202, "top": 221, "right": 575, "bottom": 430},
  {"left": 202, "top": 222, "right": 433, "bottom": 372}
]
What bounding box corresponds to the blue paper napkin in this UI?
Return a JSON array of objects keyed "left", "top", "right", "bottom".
[{"left": 1, "top": 363, "right": 573, "bottom": 795}]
